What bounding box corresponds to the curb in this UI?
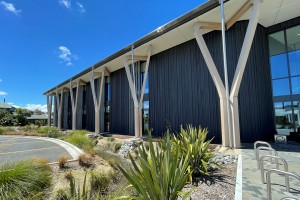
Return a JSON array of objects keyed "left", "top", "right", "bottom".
[
  {"left": 235, "top": 154, "right": 243, "bottom": 200},
  {"left": 0, "top": 135, "right": 83, "bottom": 160}
]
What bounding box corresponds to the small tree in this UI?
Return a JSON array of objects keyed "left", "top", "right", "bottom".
[
  {"left": 14, "top": 108, "right": 33, "bottom": 126},
  {"left": 34, "top": 109, "right": 44, "bottom": 115}
]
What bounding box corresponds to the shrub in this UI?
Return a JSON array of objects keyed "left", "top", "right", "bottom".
[
  {"left": 38, "top": 126, "right": 63, "bottom": 138},
  {"left": 78, "top": 153, "right": 94, "bottom": 167},
  {"left": 118, "top": 132, "right": 193, "bottom": 200},
  {"left": 0, "top": 158, "right": 52, "bottom": 199},
  {"left": 173, "top": 125, "right": 216, "bottom": 176},
  {"left": 113, "top": 142, "right": 122, "bottom": 153},
  {"left": 95, "top": 150, "right": 122, "bottom": 169},
  {"left": 55, "top": 188, "right": 70, "bottom": 200},
  {"left": 90, "top": 170, "right": 114, "bottom": 194},
  {"left": 66, "top": 130, "right": 96, "bottom": 151},
  {"left": 58, "top": 155, "right": 69, "bottom": 169},
  {"left": 106, "top": 137, "right": 115, "bottom": 142}
]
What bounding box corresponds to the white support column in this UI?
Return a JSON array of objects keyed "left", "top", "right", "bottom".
[
  {"left": 230, "top": 0, "right": 262, "bottom": 148},
  {"left": 46, "top": 95, "right": 52, "bottom": 126},
  {"left": 70, "top": 80, "right": 80, "bottom": 130},
  {"left": 139, "top": 46, "right": 152, "bottom": 137},
  {"left": 194, "top": 27, "right": 230, "bottom": 147},
  {"left": 56, "top": 89, "right": 63, "bottom": 130},
  {"left": 124, "top": 59, "right": 140, "bottom": 137},
  {"left": 90, "top": 68, "right": 106, "bottom": 134},
  {"left": 124, "top": 47, "right": 152, "bottom": 138}
]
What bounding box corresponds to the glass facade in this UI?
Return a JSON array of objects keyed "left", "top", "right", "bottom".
[
  {"left": 269, "top": 25, "right": 300, "bottom": 134},
  {"left": 140, "top": 62, "right": 150, "bottom": 134}
]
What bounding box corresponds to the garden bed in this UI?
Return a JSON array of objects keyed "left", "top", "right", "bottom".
[{"left": 182, "top": 163, "right": 237, "bottom": 200}]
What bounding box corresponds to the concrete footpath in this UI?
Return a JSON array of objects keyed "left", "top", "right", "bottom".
[{"left": 238, "top": 143, "right": 300, "bottom": 200}]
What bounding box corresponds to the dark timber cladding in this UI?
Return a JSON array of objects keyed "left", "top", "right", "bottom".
[
  {"left": 149, "top": 20, "right": 275, "bottom": 142},
  {"left": 110, "top": 68, "right": 134, "bottom": 135}
]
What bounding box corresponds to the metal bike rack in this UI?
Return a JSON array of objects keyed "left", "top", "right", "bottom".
[
  {"left": 254, "top": 141, "right": 272, "bottom": 153},
  {"left": 260, "top": 155, "right": 288, "bottom": 184},
  {"left": 266, "top": 169, "right": 300, "bottom": 200},
  {"left": 254, "top": 141, "right": 272, "bottom": 163},
  {"left": 256, "top": 146, "right": 278, "bottom": 169}
]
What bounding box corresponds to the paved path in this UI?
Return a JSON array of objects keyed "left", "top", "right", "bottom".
[
  {"left": 241, "top": 142, "right": 300, "bottom": 200},
  {"left": 0, "top": 135, "right": 83, "bottom": 163}
]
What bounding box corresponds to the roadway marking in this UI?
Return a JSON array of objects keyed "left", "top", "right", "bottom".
[
  {"left": 0, "top": 146, "right": 60, "bottom": 155},
  {"left": 0, "top": 140, "right": 46, "bottom": 147}
]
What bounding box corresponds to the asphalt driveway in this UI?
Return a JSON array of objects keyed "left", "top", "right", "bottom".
[{"left": 0, "top": 135, "right": 72, "bottom": 163}]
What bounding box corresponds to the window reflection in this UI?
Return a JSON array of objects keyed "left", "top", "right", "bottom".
[
  {"left": 272, "top": 78, "right": 290, "bottom": 96},
  {"left": 291, "top": 76, "right": 300, "bottom": 94},
  {"left": 274, "top": 102, "right": 293, "bottom": 135},
  {"left": 269, "top": 25, "right": 300, "bottom": 134},
  {"left": 270, "top": 55, "right": 289, "bottom": 78}
]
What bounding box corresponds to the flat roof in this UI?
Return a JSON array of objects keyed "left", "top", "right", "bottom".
[
  {"left": 44, "top": 0, "right": 300, "bottom": 95},
  {"left": 0, "top": 102, "right": 14, "bottom": 109}
]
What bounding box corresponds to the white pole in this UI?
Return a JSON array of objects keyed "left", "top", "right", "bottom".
[
  {"left": 220, "top": 0, "right": 233, "bottom": 148},
  {"left": 131, "top": 45, "right": 136, "bottom": 92}
]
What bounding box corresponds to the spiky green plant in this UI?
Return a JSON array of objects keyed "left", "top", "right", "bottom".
[
  {"left": 0, "top": 158, "right": 52, "bottom": 199},
  {"left": 117, "top": 131, "right": 193, "bottom": 200},
  {"left": 173, "top": 125, "right": 216, "bottom": 176}
]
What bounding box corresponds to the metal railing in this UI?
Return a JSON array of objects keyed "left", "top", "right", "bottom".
[
  {"left": 254, "top": 141, "right": 272, "bottom": 153},
  {"left": 266, "top": 169, "right": 300, "bottom": 200},
  {"left": 260, "top": 155, "right": 288, "bottom": 184},
  {"left": 255, "top": 146, "right": 278, "bottom": 169}
]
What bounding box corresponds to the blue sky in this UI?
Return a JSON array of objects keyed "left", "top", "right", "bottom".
[{"left": 0, "top": 0, "right": 205, "bottom": 112}]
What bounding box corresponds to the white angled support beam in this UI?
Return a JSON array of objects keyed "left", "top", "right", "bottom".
[
  {"left": 138, "top": 46, "right": 152, "bottom": 137},
  {"left": 56, "top": 89, "right": 63, "bottom": 130},
  {"left": 70, "top": 80, "right": 80, "bottom": 130},
  {"left": 124, "top": 58, "right": 140, "bottom": 138},
  {"left": 90, "top": 68, "right": 106, "bottom": 134},
  {"left": 139, "top": 46, "right": 152, "bottom": 106},
  {"left": 194, "top": 27, "right": 226, "bottom": 98},
  {"left": 226, "top": 0, "right": 253, "bottom": 30},
  {"left": 199, "top": 21, "right": 222, "bottom": 30},
  {"left": 194, "top": 26, "right": 229, "bottom": 147},
  {"left": 230, "top": 0, "right": 262, "bottom": 148},
  {"left": 230, "top": 0, "right": 261, "bottom": 98},
  {"left": 46, "top": 95, "right": 52, "bottom": 126}
]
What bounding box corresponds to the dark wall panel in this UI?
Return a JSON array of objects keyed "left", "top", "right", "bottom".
[
  {"left": 149, "top": 20, "right": 275, "bottom": 142},
  {"left": 110, "top": 68, "right": 134, "bottom": 135},
  {"left": 84, "top": 82, "right": 95, "bottom": 132}
]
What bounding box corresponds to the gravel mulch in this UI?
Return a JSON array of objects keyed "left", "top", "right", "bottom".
[{"left": 182, "top": 163, "right": 237, "bottom": 200}]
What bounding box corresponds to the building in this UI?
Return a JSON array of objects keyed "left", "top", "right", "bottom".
[
  {"left": 0, "top": 102, "right": 16, "bottom": 114},
  {"left": 26, "top": 114, "right": 49, "bottom": 126},
  {"left": 44, "top": 0, "right": 300, "bottom": 148}
]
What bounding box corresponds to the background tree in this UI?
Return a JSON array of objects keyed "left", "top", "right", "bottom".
[
  {"left": 14, "top": 108, "right": 33, "bottom": 126},
  {"left": 34, "top": 109, "right": 44, "bottom": 115}
]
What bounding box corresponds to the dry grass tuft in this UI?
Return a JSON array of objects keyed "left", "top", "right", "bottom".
[
  {"left": 78, "top": 153, "right": 94, "bottom": 167},
  {"left": 58, "top": 155, "right": 69, "bottom": 169}
]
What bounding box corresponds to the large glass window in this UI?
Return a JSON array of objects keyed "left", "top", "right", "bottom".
[
  {"left": 140, "top": 62, "right": 149, "bottom": 94},
  {"left": 272, "top": 78, "right": 290, "bottom": 96},
  {"left": 269, "top": 25, "right": 300, "bottom": 134}
]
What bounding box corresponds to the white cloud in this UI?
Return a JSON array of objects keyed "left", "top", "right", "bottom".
[
  {"left": 0, "top": 91, "right": 7, "bottom": 96},
  {"left": 6, "top": 103, "right": 47, "bottom": 112},
  {"left": 58, "top": 46, "right": 78, "bottom": 66},
  {"left": 7, "top": 103, "right": 20, "bottom": 108},
  {"left": 25, "top": 104, "right": 48, "bottom": 112},
  {"left": 59, "top": 0, "right": 71, "bottom": 9},
  {"left": 76, "top": 2, "right": 85, "bottom": 13},
  {"left": 0, "top": 1, "right": 21, "bottom": 15}
]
